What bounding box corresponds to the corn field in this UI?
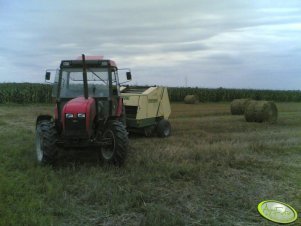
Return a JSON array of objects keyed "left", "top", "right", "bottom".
[
  {"left": 168, "top": 87, "right": 301, "bottom": 102},
  {"left": 0, "top": 83, "right": 52, "bottom": 104},
  {"left": 0, "top": 83, "right": 300, "bottom": 104}
]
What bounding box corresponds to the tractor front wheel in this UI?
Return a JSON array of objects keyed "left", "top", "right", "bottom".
[
  {"left": 36, "top": 120, "right": 58, "bottom": 165},
  {"left": 101, "top": 121, "right": 128, "bottom": 165}
]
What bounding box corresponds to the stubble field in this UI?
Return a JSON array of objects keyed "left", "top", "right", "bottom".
[{"left": 0, "top": 102, "right": 300, "bottom": 225}]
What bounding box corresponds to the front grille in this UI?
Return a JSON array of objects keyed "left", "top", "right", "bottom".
[{"left": 65, "top": 118, "right": 87, "bottom": 137}]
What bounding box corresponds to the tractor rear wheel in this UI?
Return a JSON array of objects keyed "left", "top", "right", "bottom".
[
  {"left": 156, "top": 119, "right": 171, "bottom": 137},
  {"left": 101, "top": 120, "right": 128, "bottom": 165},
  {"left": 36, "top": 120, "right": 58, "bottom": 165}
]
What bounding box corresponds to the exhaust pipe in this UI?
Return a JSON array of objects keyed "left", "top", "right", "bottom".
[{"left": 82, "top": 54, "right": 89, "bottom": 99}]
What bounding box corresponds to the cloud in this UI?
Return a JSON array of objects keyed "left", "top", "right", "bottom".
[{"left": 0, "top": 0, "right": 300, "bottom": 89}]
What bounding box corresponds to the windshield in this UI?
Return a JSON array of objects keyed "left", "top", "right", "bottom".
[{"left": 60, "top": 68, "right": 110, "bottom": 98}]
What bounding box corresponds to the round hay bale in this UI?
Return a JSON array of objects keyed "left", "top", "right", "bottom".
[
  {"left": 230, "top": 99, "right": 251, "bottom": 115},
  {"left": 244, "top": 100, "right": 278, "bottom": 123},
  {"left": 184, "top": 95, "right": 199, "bottom": 104}
]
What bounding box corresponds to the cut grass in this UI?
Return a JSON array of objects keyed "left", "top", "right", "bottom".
[{"left": 0, "top": 102, "right": 300, "bottom": 225}]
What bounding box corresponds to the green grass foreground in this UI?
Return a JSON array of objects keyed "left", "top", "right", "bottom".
[{"left": 0, "top": 103, "right": 300, "bottom": 225}]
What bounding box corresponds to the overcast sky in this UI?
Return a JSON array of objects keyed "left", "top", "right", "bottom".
[{"left": 0, "top": 0, "right": 300, "bottom": 90}]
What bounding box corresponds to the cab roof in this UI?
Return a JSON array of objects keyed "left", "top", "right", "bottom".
[{"left": 60, "top": 55, "right": 117, "bottom": 68}]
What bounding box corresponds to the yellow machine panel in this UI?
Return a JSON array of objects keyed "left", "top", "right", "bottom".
[
  {"left": 120, "top": 86, "right": 171, "bottom": 137},
  {"left": 120, "top": 86, "right": 171, "bottom": 120}
]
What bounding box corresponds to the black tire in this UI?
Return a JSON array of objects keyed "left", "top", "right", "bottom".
[
  {"left": 101, "top": 120, "right": 128, "bottom": 165},
  {"left": 144, "top": 125, "right": 155, "bottom": 137},
  {"left": 156, "top": 119, "right": 171, "bottom": 138},
  {"left": 36, "top": 120, "right": 58, "bottom": 165}
]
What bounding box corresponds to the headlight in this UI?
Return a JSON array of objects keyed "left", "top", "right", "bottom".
[
  {"left": 65, "top": 113, "right": 74, "bottom": 118},
  {"left": 77, "top": 113, "right": 86, "bottom": 118}
]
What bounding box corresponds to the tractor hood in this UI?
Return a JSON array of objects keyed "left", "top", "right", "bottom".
[
  {"left": 62, "top": 97, "right": 96, "bottom": 138},
  {"left": 62, "top": 97, "right": 95, "bottom": 116}
]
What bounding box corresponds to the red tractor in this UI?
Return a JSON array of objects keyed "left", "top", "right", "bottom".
[{"left": 36, "top": 55, "right": 130, "bottom": 165}]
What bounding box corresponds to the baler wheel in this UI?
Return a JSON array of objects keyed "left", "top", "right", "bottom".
[{"left": 156, "top": 119, "right": 171, "bottom": 138}]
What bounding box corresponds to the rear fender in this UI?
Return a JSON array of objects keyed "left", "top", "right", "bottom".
[{"left": 115, "top": 97, "right": 123, "bottom": 117}]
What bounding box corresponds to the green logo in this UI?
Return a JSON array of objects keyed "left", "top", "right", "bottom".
[
  {"left": 258, "top": 200, "right": 298, "bottom": 224},
  {"left": 148, "top": 99, "right": 157, "bottom": 103}
]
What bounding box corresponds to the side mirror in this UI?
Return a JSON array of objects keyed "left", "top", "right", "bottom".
[
  {"left": 126, "top": 72, "right": 132, "bottom": 80},
  {"left": 45, "top": 72, "right": 51, "bottom": 81}
]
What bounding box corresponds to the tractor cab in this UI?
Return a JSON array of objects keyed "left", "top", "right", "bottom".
[{"left": 52, "top": 57, "right": 121, "bottom": 100}]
